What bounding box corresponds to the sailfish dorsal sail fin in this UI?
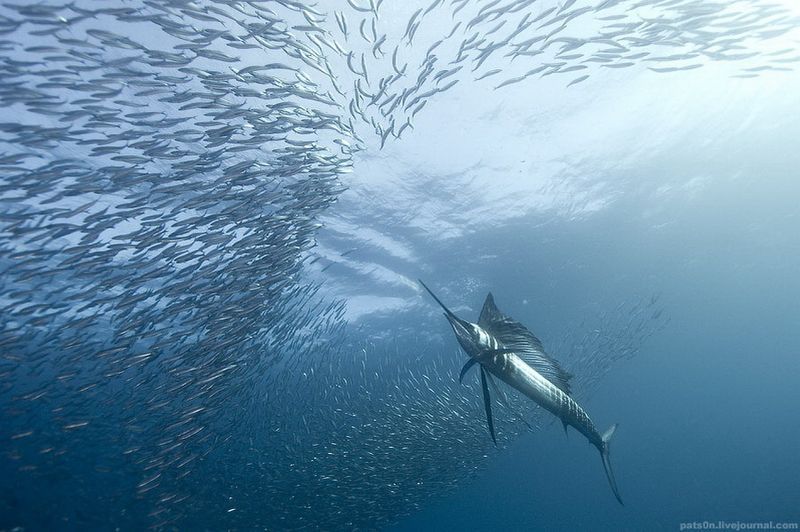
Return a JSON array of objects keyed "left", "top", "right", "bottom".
[{"left": 478, "top": 293, "right": 573, "bottom": 395}]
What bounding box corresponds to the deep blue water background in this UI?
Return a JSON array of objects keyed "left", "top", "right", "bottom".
[{"left": 393, "top": 168, "right": 800, "bottom": 531}]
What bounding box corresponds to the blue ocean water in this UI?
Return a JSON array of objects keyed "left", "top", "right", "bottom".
[
  {"left": 393, "top": 170, "right": 800, "bottom": 531},
  {"left": 1, "top": 1, "right": 799, "bottom": 530}
]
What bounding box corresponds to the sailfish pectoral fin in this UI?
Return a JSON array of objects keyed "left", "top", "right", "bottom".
[
  {"left": 459, "top": 352, "right": 512, "bottom": 384},
  {"left": 459, "top": 358, "right": 477, "bottom": 383},
  {"left": 479, "top": 366, "right": 497, "bottom": 446}
]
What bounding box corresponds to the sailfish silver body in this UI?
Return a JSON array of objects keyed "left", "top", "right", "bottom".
[
  {"left": 482, "top": 349, "right": 603, "bottom": 447},
  {"left": 419, "top": 280, "right": 623, "bottom": 505}
]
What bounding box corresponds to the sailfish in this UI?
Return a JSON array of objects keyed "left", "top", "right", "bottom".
[{"left": 419, "top": 280, "right": 624, "bottom": 505}]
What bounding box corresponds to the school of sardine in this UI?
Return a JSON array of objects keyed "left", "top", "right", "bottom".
[{"left": 0, "top": 0, "right": 794, "bottom": 529}]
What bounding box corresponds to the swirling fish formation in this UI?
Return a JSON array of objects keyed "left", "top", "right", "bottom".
[
  {"left": 0, "top": 0, "right": 794, "bottom": 529},
  {"left": 187, "top": 295, "right": 666, "bottom": 530}
]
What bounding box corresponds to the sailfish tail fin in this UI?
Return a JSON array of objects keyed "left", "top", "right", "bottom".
[{"left": 599, "top": 423, "right": 624, "bottom": 506}]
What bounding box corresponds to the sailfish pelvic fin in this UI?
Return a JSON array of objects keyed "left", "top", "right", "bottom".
[{"left": 479, "top": 366, "right": 496, "bottom": 446}]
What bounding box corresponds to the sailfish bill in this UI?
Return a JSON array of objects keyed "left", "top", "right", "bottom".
[{"left": 419, "top": 280, "right": 624, "bottom": 505}]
